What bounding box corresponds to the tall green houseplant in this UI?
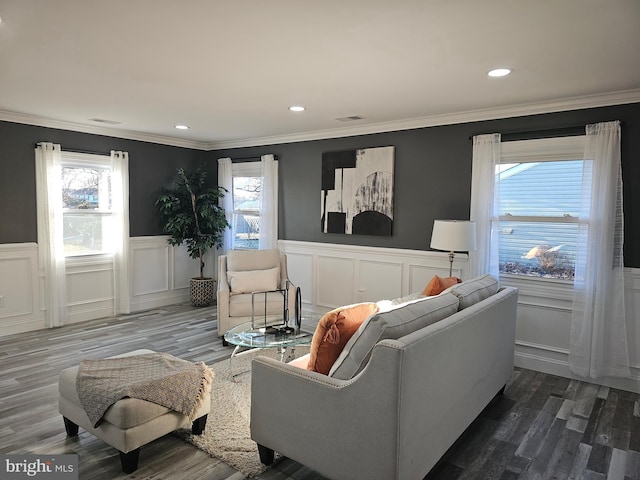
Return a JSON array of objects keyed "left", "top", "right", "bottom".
[{"left": 156, "top": 166, "right": 230, "bottom": 306}]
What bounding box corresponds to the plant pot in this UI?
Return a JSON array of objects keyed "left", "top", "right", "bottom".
[{"left": 190, "top": 277, "right": 215, "bottom": 307}]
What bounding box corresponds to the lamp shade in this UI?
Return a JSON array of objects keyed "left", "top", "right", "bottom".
[{"left": 430, "top": 220, "right": 477, "bottom": 252}]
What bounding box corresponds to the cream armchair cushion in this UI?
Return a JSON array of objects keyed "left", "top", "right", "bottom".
[{"left": 217, "top": 249, "right": 297, "bottom": 341}]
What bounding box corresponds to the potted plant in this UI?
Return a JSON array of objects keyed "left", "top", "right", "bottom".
[{"left": 156, "top": 165, "right": 230, "bottom": 306}]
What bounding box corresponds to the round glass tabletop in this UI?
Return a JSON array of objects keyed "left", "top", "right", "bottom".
[{"left": 224, "top": 319, "right": 316, "bottom": 349}]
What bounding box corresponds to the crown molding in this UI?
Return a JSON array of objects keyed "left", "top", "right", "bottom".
[
  {"left": 1, "top": 89, "right": 638, "bottom": 152},
  {"left": 206, "top": 89, "right": 640, "bottom": 150},
  {"left": 0, "top": 110, "right": 211, "bottom": 150}
]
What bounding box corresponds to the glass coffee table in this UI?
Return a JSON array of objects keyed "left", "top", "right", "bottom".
[{"left": 224, "top": 320, "right": 316, "bottom": 378}]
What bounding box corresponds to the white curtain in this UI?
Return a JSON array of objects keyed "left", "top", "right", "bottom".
[
  {"left": 217, "top": 157, "right": 234, "bottom": 253},
  {"left": 111, "top": 150, "right": 130, "bottom": 314},
  {"left": 259, "top": 154, "right": 278, "bottom": 250},
  {"left": 35, "top": 142, "right": 67, "bottom": 327},
  {"left": 569, "top": 120, "right": 629, "bottom": 378},
  {"left": 469, "top": 133, "right": 501, "bottom": 279}
]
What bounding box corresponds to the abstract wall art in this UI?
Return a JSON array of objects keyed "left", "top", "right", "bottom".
[{"left": 321, "top": 146, "right": 394, "bottom": 236}]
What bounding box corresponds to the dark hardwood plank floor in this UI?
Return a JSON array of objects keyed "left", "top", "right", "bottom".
[{"left": 1, "top": 303, "right": 638, "bottom": 479}]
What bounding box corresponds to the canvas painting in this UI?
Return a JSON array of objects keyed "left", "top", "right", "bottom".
[{"left": 321, "top": 146, "right": 394, "bottom": 236}]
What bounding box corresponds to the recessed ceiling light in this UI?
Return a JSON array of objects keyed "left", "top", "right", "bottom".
[
  {"left": 289, "top": 106, "right": 306, "bottom": 112},
  {"left": 175, "top": 125, "right": 189, "bottom": 130},
  {"left": 488, "top": 68, "right": 512, "bottom": 77}
]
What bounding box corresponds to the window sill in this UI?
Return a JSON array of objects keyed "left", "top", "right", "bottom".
[{"left": 499, "top": 273, "right": 574, "bottom": 304}]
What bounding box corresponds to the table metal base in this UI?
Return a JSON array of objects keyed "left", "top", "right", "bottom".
[{"left": 228, "top": 345, "right": 299, "bottom": 380}]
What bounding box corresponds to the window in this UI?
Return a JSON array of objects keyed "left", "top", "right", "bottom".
[
  {"left": 61, "top": 153, "right": 114, "bottom": 256},
  {"left": 219, "top": 155, "right": 278, "bottom": 251},
  {"left": 231, "top": 162, "right": 262, "bottom": 250},
  {"left": 36, "top": 144, "right": 130, "bottom": 324},
  {"left": 497, "top": 136, "right": 585, "bottom": 280}
]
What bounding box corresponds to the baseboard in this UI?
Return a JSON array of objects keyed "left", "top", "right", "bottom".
[
  {"left": 0, "top": 317, "right": 46, "bottom": 336},
  {"left": 515, "top": 343, "right": 640, "bottom": 394},
  {"left": 66, "top": 298, "right": 114, "bottom": 325},
  {"left": 129, "top": 291, "right": 191, "bottom": 312}
]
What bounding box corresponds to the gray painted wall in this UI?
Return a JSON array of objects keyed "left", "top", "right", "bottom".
[
  {"left": 213, "top": 103, "right": 640, "bottom": 266},
  {"left": 1, "top": 102, "right": 639, "bottom": 266},
  {"left": 0, "top": 122, "right": 208, "bottom": 242}
]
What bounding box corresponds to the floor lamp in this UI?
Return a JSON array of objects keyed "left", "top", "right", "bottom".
[{"left": 430, "top": 220, "right": 477, "bottom": 277}]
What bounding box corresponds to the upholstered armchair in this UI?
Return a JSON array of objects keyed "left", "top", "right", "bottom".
[{"left": 217, "top": 249, "right": 297, "bottom": 343}]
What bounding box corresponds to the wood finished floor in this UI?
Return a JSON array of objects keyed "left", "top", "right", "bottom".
[{"left": 1, "top": 303, "right": 639, "bottom": 480}]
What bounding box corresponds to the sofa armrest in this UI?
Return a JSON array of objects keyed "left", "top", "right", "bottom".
[{"left": 250, "top": 347, "right": 402, "bottom": 480}]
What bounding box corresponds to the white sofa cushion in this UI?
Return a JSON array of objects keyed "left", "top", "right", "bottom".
[
  {"left": 449, "top": 274, "right": 499, "bottom": 310},
  {"left": 329, "top": 292, "right": 460, "bottom": 379},
  {"left": 376, "top": 292, "right": 427, "bottom": 312}
]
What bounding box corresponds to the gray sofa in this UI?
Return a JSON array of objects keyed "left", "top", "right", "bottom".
[{"left": 250, "top": 275, "right": 518, "bottom": 480}]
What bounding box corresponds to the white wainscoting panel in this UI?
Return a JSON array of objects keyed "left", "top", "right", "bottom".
[
  {"left": 65, "top": 256, "right": 114, "bottom": 324},
  {"left": 284, "top": 252, "right": 314, "bottom": 304},
  {"left": 0, "top": 258, "right": 33, "bottom": 316},
  {"left": 278, "top": 240, "right": 469, "bottom": 309},
  {"left": 508, "top": 268, "right": 640, "bottom": 394},
  {"left": 358, "top": 260, "right": 403, "bottom": 303},
  {"left": 625, "top": 269, "right": 640, "bottom": 375},
  {"left": 0, "top": 238, "right": 218, "bottom": 338},
  {"left": 129, "top": 236, "right": 216, "bottom": 312},
  {"left": 174, "top": 245, "right": 193, "bottom": 290},
  {"left": 515, "top": 303, "right": 572, "bottom": 353},
  {"left": 0, "top": 243, "right": 43, "bottom": 335},
  {"left": 409, "top": 264, "right": 460, "bottom": 295},
  {"left": 317, "top": 255, "right": 356, "bottom": 308},
  {"left": 173, "top": 244, "right": 214, "bottom": 289},
  {"left": 132, "top": 239, "right": 170, "bottom": 296},
  {"left": 131, "top": 237, "right": 184, "bottom": 311}
]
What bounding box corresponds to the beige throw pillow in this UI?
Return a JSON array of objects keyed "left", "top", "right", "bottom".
[{"left": 227, "top": 267, "right": 280, "bottom": 294}]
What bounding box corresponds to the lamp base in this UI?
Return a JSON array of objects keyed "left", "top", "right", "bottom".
[{"left": 448, "top": 252, "right": 455, "bottom": 277}]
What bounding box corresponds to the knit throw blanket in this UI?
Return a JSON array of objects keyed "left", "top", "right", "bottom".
[{"left": 76, "top": 352, "right": 214, "bottom": 428}]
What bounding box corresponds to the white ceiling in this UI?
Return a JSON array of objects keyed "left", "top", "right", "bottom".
[{"left": 1, "top": 0, "right": 639, "bottom": 149}]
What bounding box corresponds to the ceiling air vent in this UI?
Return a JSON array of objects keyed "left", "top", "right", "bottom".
[
  {"left": 335, "top": 115, "right": 365, "bottom": 122},
  {"left": 89, "top": 118, "right": 122, "bottom": 125}
]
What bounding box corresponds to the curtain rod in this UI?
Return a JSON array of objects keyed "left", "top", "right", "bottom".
[
  {"left": 469, "top": 125, "right": 586, "bottom": 142},
  {"left": 470, "top": 121, "right": 623, "bottom": 142},
  {"left": 231, "top": 155, "right": 278, "bottom": 161},
  {"left": 64, "top": 147, "right": 112, "bottom": 156},
  {"left": 34, "top": 143, "right": 112, "bottom": 156}
]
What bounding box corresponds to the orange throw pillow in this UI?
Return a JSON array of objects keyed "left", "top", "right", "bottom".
[
  {"left": 307, "top": 303, "right": 379, "bottom": 375},
  {"left": 422, "top": 275, "right": 462, "bottom": 296}
]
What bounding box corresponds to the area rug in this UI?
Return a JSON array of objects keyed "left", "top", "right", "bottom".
[{"left": 177, "top": 346, "right": 310, "bottom": 478}]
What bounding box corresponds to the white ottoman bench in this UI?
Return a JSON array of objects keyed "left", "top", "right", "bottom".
[{"left": 58, "top": 349, "right": 211, "bottom": 473}]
